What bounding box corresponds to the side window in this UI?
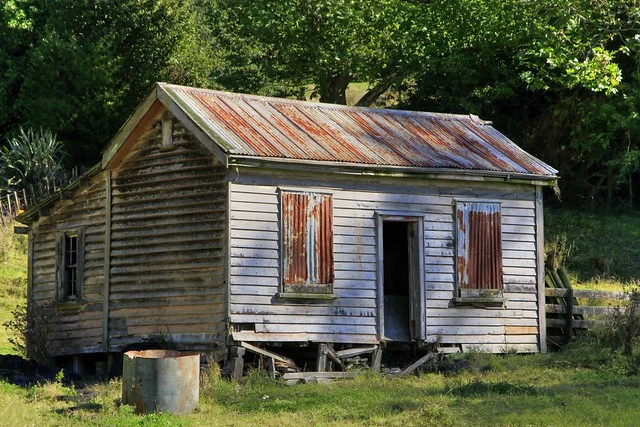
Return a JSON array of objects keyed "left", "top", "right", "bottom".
[
  {"left": 56, "top": 229, "right": 84, "bottom": 302},
  {"left": 281, "top": 191, "right": 334, "bottom": 294},
  {"left": 455, "top": 201, "right": 503, "bottom": 294}
]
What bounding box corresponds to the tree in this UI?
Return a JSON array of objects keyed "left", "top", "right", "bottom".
[
  {"left": 405, "top": 0, "right": 640, "bottom": 207},
  {"left": 1, "top": 0, "right": 217, "bottom": 166},
  {"left": 208, "top": 0, "right": 424, "bottom": 105}
]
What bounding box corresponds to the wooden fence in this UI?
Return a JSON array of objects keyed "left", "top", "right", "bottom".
[
  {"left": 0, "top": 189, "right": 29, "bottom": 220},
  {"left": 545, "top": 286, "right": 628, "bottom": 347}
]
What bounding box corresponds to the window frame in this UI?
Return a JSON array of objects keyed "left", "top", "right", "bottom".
[
  {"left": 56, "top": 228, "right": 85, "bottom": 303},
  {"left": 278, "top": 189, "right": 335, "bottom": 298},
  {"left": 453, "top": 200, "right": 505, "bottom": 305}
]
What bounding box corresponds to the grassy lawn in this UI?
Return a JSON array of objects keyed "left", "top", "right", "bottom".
[{"left": 1, "top": 353, "right": 639, "bottom": 426}]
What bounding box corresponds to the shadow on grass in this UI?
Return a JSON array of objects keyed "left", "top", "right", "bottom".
[{"left": 448, "top": 379, "right": 553, "bottom": 398}]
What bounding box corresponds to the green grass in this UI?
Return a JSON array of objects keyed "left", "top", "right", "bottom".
[
  {"left": 1, "top": 354, "right": 640, "bottom": 426},
  {"left": 545, "top": 207, "right": 640, "bottom": 291},
  {"left": 0, "top": 218, "right": 27, "bottom": 355}
]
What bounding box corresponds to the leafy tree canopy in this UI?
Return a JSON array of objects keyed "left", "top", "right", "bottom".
[{"left": 2, "top": 0, "right": 640, "bottom": 207}]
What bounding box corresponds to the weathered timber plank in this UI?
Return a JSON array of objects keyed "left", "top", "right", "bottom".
[
  {"left": 334, "top": 346, "right": 378, "bottom": 358},
  {"left": 231, "top": 331, "right": 378, "bottom": 344},
  {"left": 229, "top": 305, "right": 374, "bottom": 317},
  {"left": 545, "top": 289, "right": 627, "bottom": 300},
  {"left": 231, "top": 314, "right": 376, "bottom": 326},
  {"left": 505, "top": 326, "right": 539, "bottom": 335},
  {"left": 240, "top": 342, "right": 297, "bottom": 367},
  {"left": 255, "top": 323, "right": 376, "bottom": 335},
  {"left": 545, "top": 304, "right": 622, "bottom": 316},
  {"left": 283, "top": 372, "right": 357, "bottom": 381},
  {"left": 427, "top": 317, "right": 536, "bottom": 327},
  {"left": 400, "top": 353, "right": 437, "bottom": 377}
]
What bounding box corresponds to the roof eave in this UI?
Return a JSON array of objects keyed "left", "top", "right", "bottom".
[
  {"left": 101, "top": 83, "right": 231, "bottom": 170},
  {"left": 101, "top": 86, "right": 160, "bottom": 169},
  {"left": 228, "top": 155, "right": 559, "bottom": 186},
  {"left": 16, "top": 164, "right": 102, "bottom": 225}
]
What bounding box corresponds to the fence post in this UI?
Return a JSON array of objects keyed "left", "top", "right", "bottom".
[
  {"left": 6, "top": 194, "right": 12, "bottom": 217},
  {"left": 565, "top": 287, "right": 573, "bottom": 342}
]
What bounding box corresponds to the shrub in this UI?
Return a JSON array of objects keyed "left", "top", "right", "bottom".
[
  {"left": 562, "top": 289, "right": 640, "bottom": 374},
  {"left": 0, "top": 127, "right": 67, "bottom": 203},
  {"left": 3, "top": 302, "right": 55, "bottom": 367}
]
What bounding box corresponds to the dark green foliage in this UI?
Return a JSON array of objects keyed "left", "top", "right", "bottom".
[
  {"left": 0, "top": 127, "right": 66, "bottom": 202},
  {"left": 1, "top": 0, "right": 217, "bottom": 166},
  {"left": 2, "top": 1, "right": 640, "bottom": 208},
  {"left": 545, "top": 208, "right": 640, "bottom": 281}
]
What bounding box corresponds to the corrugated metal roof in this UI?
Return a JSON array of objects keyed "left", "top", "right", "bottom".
[{"left": 159, "top": 83, "right": 558, "bottom": 178}]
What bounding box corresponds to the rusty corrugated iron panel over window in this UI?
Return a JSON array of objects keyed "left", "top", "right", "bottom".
[
  {"left": 282, "top": 192, "right": 333, "bottom": 287},
  {"left": 160, "top": 83, "right": 558, "bottom": 178},
  {"left": 456, "top": 202, "right": 503, "bottom": 290}
]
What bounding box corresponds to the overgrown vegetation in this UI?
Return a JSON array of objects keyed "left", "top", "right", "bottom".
[
  {"left": 545, "top": 207, "right": 640, "bottom": 287},
  {"left": 0, "top": 217, "right": 27, "bottom": 355},
  {"left": 1, "top": 352, "right": 640, "bottom": 425},
  {"left": 4, "top": 302, "right": 55, "bottom": 366},
  {"left": 0, "top": 127, "right": 67, "bottom": 203}
]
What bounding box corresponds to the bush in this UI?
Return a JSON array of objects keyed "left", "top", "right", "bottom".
[
  {"left": 0, "top": 127, "right": 67, "bottom": 203},
  {"left": 3, "top": 302, "right": 55, "bottom": 367}
]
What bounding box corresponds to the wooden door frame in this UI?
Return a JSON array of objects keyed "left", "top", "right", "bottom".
[{"left": 375, "top": 212, "right": 426, "bottom": 342}]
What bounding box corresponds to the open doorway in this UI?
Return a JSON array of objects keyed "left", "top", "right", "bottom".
[{"left": 381, "top": 219, "right": 423, "bottom": 342}]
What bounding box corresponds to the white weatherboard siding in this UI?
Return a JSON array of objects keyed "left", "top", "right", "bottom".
[{"left": 229, "top": 172, "right": 540, "bottom": 352}]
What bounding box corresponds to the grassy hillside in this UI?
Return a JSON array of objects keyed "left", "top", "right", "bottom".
[
  {"left": 545, "top": 208, "right": 640, "bottom": 291},
  {"left": 0, "top": 218, "right": 27, "bottom": 355}
]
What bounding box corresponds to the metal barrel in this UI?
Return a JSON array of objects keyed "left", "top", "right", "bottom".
[{"left": 122, "top": 350, "right": 200, "bottom": 414}]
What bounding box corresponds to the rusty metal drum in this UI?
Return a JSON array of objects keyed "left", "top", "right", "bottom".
[{"left": 122, "top": 350, "right": 200, "bottom": 414}]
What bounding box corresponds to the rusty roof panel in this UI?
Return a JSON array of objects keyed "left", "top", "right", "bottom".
[{"left": 161, "top": 84, "right": 557, "bottom": 178}]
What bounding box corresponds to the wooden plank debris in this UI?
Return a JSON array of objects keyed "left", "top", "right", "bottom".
[
  {"left": 283, "top": 371, "right": 358, "bottom": 385},
  {"left": 240, "top": 341, "right": 298, "bottom": 369},
  {"left": 399, "top": 352, "right": 437, "bottom": 377},
  {"left": 334, "top": 346, "right": 378, "bottom": 359}
]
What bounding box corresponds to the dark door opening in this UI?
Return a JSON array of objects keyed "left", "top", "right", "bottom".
[{"left": 383, "top": 221, "right": 413, "bottom": 341}]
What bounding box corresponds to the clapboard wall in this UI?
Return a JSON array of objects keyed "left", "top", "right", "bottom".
[
  {"left": 228, "top": 170, "right": 541, "bottom": 352},
  {"left": 108, "top": 119, "right": 227, "bottom": 353},
  {"left": 29, "top": 172, "right": 108, "bottom": 355}
]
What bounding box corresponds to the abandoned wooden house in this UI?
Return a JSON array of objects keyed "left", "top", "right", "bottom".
[{"left": 16, "top": 83, "right": 558, "bottom": 372}]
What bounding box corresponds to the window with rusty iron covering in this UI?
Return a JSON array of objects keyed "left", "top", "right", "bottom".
[
  {"left": 281, "top": 191, "right": 334, "bottom": 294},
  {"left": 455, "top": 201, "right": 503, "bottom": 294},
  {"left": 56, "top": 229, "right": 84, "bottom": 302}
]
